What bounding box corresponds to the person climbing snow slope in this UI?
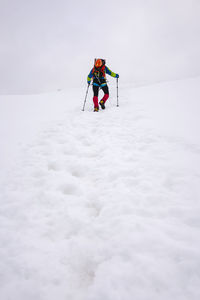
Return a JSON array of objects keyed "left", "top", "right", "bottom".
[{"left": 87, "top": 59, "right": 119, "bottom": 112}]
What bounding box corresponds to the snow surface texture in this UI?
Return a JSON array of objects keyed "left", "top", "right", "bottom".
[{"left": 0, "top": 78, "right": 200, "bottom": 300}]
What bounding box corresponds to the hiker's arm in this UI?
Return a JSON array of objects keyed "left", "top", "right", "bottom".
[
  {"left": 87, "top": 69, "right": 93, "bottom": 84},
  {"left": 105, "top": 66, "right": 119, "bottom": 78}
]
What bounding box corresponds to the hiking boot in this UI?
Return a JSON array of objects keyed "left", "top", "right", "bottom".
[
  {"left": 99, "top": 100, "right": 105, "bottom": 109},
  {"left": 94, "top": 107, "right": 99, "bottom": 112}
]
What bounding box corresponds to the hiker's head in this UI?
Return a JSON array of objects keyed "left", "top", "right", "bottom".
[{"left": 95, "top": 59, "right": 102, "bottom": 68}]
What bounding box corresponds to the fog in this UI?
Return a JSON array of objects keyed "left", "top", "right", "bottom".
[{"left": 0, "top": 0, "right": 200, "bottom": 94}]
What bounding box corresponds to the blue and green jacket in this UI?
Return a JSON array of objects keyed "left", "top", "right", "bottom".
[{"left": 87, "top": 66, "right": 117, "bottom": 87}]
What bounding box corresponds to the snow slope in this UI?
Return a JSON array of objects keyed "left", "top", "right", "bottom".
[{"left": 0, "top": 78, "right": 200, "bottom": 300}]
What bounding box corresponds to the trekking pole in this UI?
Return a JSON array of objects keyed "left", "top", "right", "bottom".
[
  {"left": 82, "top": 83, "right": 90, "bottom": 111},
  {"left": 116, "top": 78, "right": 119, "bottom": 107}
]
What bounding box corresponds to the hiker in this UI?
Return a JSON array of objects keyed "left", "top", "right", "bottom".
[{"left": 87, "top": 59, "right": 119, "bottom": 111}]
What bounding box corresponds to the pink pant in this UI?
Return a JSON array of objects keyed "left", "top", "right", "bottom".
[{"left": 93, "top": 94, "right": 109, "bottom": 108}]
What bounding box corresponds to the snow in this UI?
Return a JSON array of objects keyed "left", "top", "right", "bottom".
[{"left": 0, "top": 77, "right": 200, "bottom": 300}]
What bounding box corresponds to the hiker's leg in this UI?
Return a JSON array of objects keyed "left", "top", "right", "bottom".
[
  {"left": 101, "top": 85, "right": 109, "bottom": 103},
  {"left": 93, "top": 85, "right": 99, "bottom": 108}
]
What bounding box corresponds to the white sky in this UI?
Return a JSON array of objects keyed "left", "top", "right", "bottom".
[{"left": 0, "top": 0, "right": 200, "bottom": 93}]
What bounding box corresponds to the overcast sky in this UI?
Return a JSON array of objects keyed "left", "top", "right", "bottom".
[{"left": 0, "top": 0, "right": 200, "bottom": 94}]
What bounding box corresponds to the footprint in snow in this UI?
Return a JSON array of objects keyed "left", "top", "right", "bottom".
[{"left": 59, "top": 182, "right": 80, "bottom": 195}]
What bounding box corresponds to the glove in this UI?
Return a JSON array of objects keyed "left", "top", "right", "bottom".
[
  {"left": 116, "top": 74, "right": 119, "bottom": 78},
  {"left": 87, "top": 81, "right": 91, "bottom": 85}
]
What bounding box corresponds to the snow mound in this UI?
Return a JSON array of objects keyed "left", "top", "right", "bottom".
[{"left": 0, "top": 78, "right": 200, "bottom": 300}]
